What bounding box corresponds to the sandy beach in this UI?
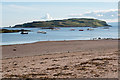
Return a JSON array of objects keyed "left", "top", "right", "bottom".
[{"left": 2, "top": 40, "right": 119, "bottom": 78}]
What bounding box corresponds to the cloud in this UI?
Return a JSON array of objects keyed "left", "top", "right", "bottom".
[
  {"left": 68, "top": 9, "right": 118, "bottom": 22},
  {"left": 91, "top": 9, "right": 117, "bottom": 13}
]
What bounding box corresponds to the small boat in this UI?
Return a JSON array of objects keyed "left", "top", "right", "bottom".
[
  {"left": 79, "top": 29, "right": 84, "bottom": 31},
  {"left": 87, "top": 28, "right": 94, "bottom": 31},
  {"left": 37, "top": 31, "right": 47, "bottom": 34},
  {"left": 103, "top": 27, "right": 109, "bottom": 29},
  {"left": 20, "top": 29, "right": 30, "bottom": 34},
  {"left": 21, "top": 31, "right": 28, "bottom": 34},
  {"left": 70, "top": 29, "right": 75, "bottom": 31},
  {"left": 51, "top": 28, "right": 60, "bottom": 31}
]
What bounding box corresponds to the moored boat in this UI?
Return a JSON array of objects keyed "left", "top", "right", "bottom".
[
  {"left": 79, "top": 29, "right": 84, "bottom": 31},
  {"left": 87, "top": 28, "right": 94, "bottom": 31},
  {"left": 70, "top": 29, "right": 75, "bottom": 31},
  {"left": 21, "top": 31, "right": 28, "bottom": 34},
  {"left": 103, "top": 27, "right": 109, "bottom": 29},
  {"left": 20, "top": 29, "right": 29, "bottom": 34},
  {"left": 37, "top": 30, "right": 47, "bottom": 34},
  {"left": 51, "top": 28, "right": 60, "bottom": 30}
]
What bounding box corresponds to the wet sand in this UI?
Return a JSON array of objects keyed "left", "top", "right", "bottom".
[
  {"left": 2, "top": 40, "right": 118, "bottom": 59},
  {"left": 2, "top": 40, "right": 119, "bottom": 78}
]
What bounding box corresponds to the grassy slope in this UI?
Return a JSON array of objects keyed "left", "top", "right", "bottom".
[{"left": 13, "top": 18, "right": 110, "bottom": 28}]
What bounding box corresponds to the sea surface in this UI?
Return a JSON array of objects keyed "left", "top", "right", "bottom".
[{"left": 1, "top": 22, "right": 118, "bottom": 45}]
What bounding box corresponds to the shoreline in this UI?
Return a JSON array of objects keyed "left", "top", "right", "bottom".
[
  {"left": 2, "top": 40, "right": 100, "bottom": 46},
  {"left": 1, "top": 38, "right": 119, "bottom": 46}
]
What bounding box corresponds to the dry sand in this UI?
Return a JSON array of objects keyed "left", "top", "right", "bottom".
[{"left": 1, "top": 40, "right": 119, "bottom": 78}]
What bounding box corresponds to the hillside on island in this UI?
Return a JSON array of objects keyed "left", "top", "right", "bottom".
[{"left": 13, "top": 18, "right": 110, "bottom": 28}]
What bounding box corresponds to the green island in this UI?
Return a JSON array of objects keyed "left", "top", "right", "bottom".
[{"left": 13, "top": 18, "right": 110, "bottom": 28}]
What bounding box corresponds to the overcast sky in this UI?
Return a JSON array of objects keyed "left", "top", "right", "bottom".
[{"left": 2, "top": 2, "right": 118, "bottom": 27}]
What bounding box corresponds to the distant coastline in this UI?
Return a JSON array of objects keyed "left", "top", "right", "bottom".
[{"left": 12, "top": 18, "right": 110, "bottom": 28}]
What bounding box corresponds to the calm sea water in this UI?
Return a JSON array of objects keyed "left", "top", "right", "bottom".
[{"left": 1, "top": 22, "right": 118, "bottom": 45}]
